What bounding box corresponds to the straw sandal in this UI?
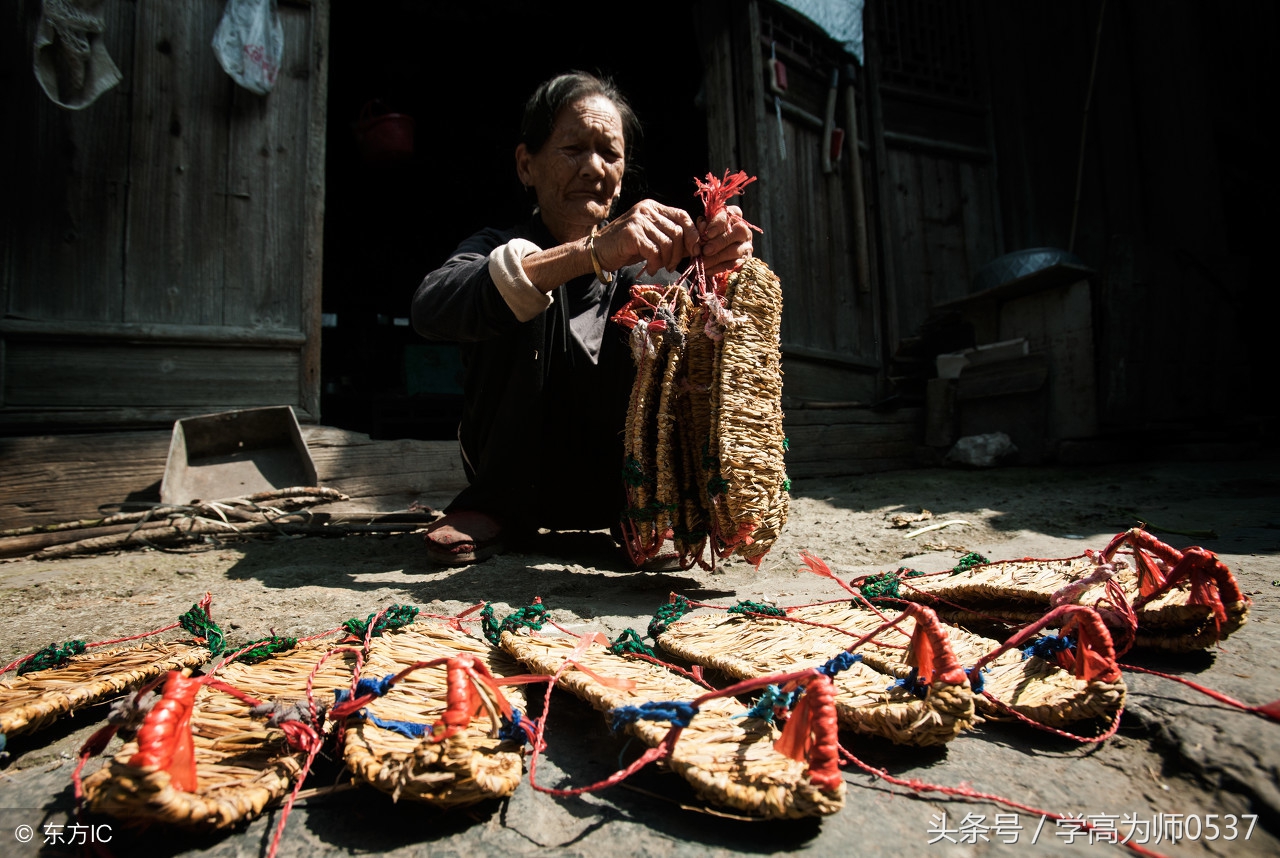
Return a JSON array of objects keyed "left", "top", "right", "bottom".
[
  {"left": 342, "top": 620, "right": 533, "bottom": 806},
  {"left": 424, "top": 511, "right": 506, "bottom": 565},
  {"left": 896, "top": 529, "right": 1249, "bottom": 653},
  {"left": 1, "top": 641, "right": 211, "bottom": 744},
  {"left": 657, "top": 601, "right": 1125, "bottom": 738},
  {"left": 499, "top": 625, "right": 845, "bottom": 818},
  {"left": 658, "top": 602, "right": 976, "bottom": 746},
  {"left": 84, "top": 641, "right": 357, "bottom": 829}
]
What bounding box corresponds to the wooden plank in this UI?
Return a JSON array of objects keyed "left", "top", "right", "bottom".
[
  {"left": 956, "top": 354, "right": 1048, "bottom": 400},
  {"left": 5, "top": 0, "right": 135, "bottom": 324},
  {"left": 0, "top": 319, "right": 306, "bottom": 346},
  {"left": 124, "top": 0, "right": 230, "bottom": 326},
  {"left": 958, "top": 159, "right": 998, "bottom": 279},
  {"left": 0, "top": 427, "right": 465, "bottom": 530},
  {"left": 3, "top": 342, "right": 301, "bottom": 407},
  {"left": 784, "top": 406, "right": 922, "bottom": 427},
  {"left": 863, "top": 0, "right": 899, "bottom": 368},
  {"left": 736, "top": 1, "right": 773, "bottom": 261},
  {"left": 694, "top": 0, "right": 739, "bottom": 171},
  {"left": 223, "top": 4, "right": 312, "bottom": 332},
  {"left": 0, "top": 431, "right": 171, "bottom": 528},
  {"left": 304, "top": 427, "right": 465, "bottom": 500},
  {"left": 299, "top": 0, "right": 330, "bottom": 419},
  {"left": 780, "top": 358, "right": 878, "bottom": 405},
  {"left": 784, "top": 427, "right": 919, "bottom": 462},
  {"left": 924, "top": 156, "right": 969, "bottom": 307},
  {"left": 788, "top": 452, "right": 917, "bottom": 480},
  {"left": 885, "top": 148, "right": 927, "bottom": 342},
  {"left": 996, "top": 279, "right": 1097, "bottom": 439}
]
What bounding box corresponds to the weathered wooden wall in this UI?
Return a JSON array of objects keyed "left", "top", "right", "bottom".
[
  {"left": 982, "top": 0, "right": 1271, "bottom": 435},
  {"left": 699, "top": 0, "right": 882, "bottom": 407},
  {"left": 865, "top": 0, "right": 1003, "bottom": 346},
  {"left": 0, "top": 0, "right": 329, "bottom": 433}
]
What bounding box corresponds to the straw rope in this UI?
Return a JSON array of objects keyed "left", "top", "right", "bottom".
[
  {"left": 499, "top": 629, "right": 843, "bottom": 818},
  {"left": 343, "top": 622, "right": 529, "bottom": 806},
  {"left": 0, "top": 641, "right": 210, "bottom": 739},
  {"left": 83, "top": 642, "right": 356, "bottom": 828}
]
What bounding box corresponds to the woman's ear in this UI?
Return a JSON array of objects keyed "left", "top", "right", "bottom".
[{"left": 514, "top": 143, "right": 533, "bottom": 188}]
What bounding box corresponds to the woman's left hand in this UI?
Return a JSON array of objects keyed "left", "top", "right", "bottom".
[{"left": 697, "top": 205, "right": 754, "bottom": 276}]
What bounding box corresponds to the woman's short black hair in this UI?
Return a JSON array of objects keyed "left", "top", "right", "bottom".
[{"left": 519, "top": 71, "right": 641, "bottom": 160}]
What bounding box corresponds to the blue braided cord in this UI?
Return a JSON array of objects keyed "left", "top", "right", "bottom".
[
  {"left": 965, "top": 666, "right": 987, "bottom": 693},
  {"left": 355, "top": 673, "right": 396, "bottom": 697},
  {"left": 887, "top": 667, "right": 929, "bottom": 700},
  {"left": 609, "top": 700, "right": 699, "bottom": 732},
  {"left": 333, "top": 688, "right": 351, "bottom": 705},
  {"left": 820, "top": 651, "right": 862, "bottom": 678},
  {"left": 1021, "top": 633, "right": 1074, "bottom": 661},
  {"left": 498, "top": 709, "right": 534, "bottom": 745},
  {"left": 364, "top": 710, "right": 430, "bottom": 739}
]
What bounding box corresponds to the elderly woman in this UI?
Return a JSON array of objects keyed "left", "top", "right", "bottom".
[{"left": 412, "top": 71, "right": 754, "bottom": 565}]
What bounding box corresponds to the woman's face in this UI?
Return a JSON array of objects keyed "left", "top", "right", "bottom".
[{"left": 515, "top": 94, "right": 626, "bottom": 242}]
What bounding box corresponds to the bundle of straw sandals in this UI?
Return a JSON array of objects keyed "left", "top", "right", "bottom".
[{"left": 616, "top": 172, "right": 788, "bottom": 570}]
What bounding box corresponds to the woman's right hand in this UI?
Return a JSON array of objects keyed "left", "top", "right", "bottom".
[{"left": 592, "top": 200, "right": 701, "bottom": 276}]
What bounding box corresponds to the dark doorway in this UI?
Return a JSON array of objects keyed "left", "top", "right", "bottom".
[{"left": 319, "top": 1, "right": 710, "bottom": 440}]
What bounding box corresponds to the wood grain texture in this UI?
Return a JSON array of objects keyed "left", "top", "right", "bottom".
[
  {"left": 0, "top": 426, "right": 465, "bottom": 530},
  {"left": 124, "top": 0, "right": 230, "bottom": 327}
]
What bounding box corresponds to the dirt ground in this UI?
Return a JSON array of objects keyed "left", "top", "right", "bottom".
[{"left": 2, "top": 455, "right": 1278, "bottom": 857}]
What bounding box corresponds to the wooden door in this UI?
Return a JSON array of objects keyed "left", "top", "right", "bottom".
[
  {"left": 697, "top": 0, "right": 884, "bottom": 405},
  {"left": 863, "top": 0, "right": 1003, "bottom": 345},
  {"left": 0, "top": 0, "right": 329, "bottom": 433}
]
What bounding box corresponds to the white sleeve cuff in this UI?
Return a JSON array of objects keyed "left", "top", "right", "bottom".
[{"left": 488, "top": 238, "right": 552, "bottom": 323}]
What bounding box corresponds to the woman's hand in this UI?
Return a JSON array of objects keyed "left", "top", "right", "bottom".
[
  {"left": 593, "top": 200, "right": 700, "bottom": 276},
  {"left": 697, "top": 205, "right": 754, "bottom": 276}
]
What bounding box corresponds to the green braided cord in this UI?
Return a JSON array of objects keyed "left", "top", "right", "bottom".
[
  {"left": 230, "top": 635, "right": 298, "bottom": 664},
  {"left": 481, "top": 602, "right": 548, "bottom": 647},
  {"left": 860, "top": 571, "right": 903, "bottom": 600},
  {"left": 609, "top": 629, "right": 656, "bottom": 658},
  {"left": 861, "top": 567, "right": 926, "bottom": 602},
  {"left": 728, "top": 600, "right": 786, "bottom": 618},
  {"left": 16, "top": 639, "right": 87, "bottom": 675},
  {"left": 343, "top": 604, "right": 420, "bottom": 640},
  {"left": 179, "top": 601, "right": 227, "bottom": 655},
  {"left": 701, "top": 440, "right": 716, "bottom": 469},
  {"left": 782, "top": 478, "right": 792, "bottom": 492},
  {"left": 622, "top": 456, "right": 646, "bottom": 488},
  {"left": 647, "top": 596, "right": 692, "bottom": 639},
  {"left": 782, "top": 437, "right": 790, "bottom": 452},
  {"left": 480, "top": 604, "right": 501, "bottom": 646},
  {"left": 952, "top": 552, "right": 989, "bottom": 574}
]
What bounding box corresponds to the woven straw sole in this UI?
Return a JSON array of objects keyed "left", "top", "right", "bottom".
[
  {"left": 500, "top": 629, "right": 844, "bottom": 818},
  {"left": 83, "top": 642, "right": 356, "bottom": 828},
  {"left": 658, "top": 604, "right": 1123, "bottom": 734},
  {"left": 657, "top": 609, "right": 975, "bottom": 746},
  {"left": 1, "top": 641, "right": 210, "bottom": 739},
  {"left": 343, "top": 622, "right": 527, "bottom": 806},
  {"left": 902, "top": 555, "right": 1248, "bottom": 652}
]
